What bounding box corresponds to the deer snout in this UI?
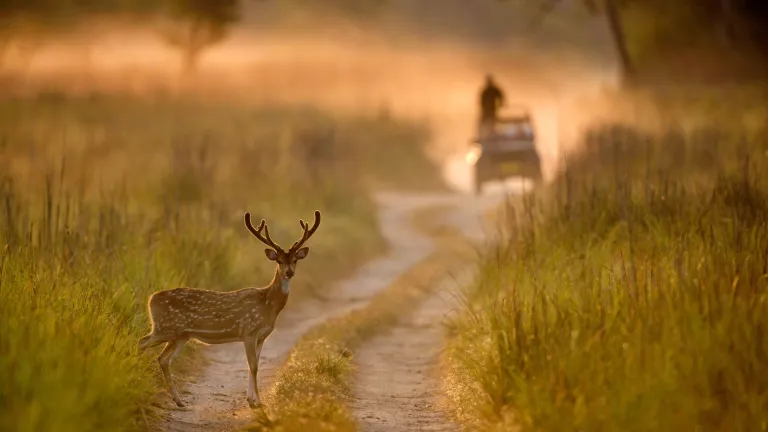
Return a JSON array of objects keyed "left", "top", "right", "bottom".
[{"left": 285, "top": 269, "right": 294, "bottom": 279}]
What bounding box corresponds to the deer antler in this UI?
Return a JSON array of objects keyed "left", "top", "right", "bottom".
[
  {"left": 244, "top": 212, "right": 284, "bottom": 252},
  {"left": 290, "top": 210, "right": 321, "bottom": 252}
]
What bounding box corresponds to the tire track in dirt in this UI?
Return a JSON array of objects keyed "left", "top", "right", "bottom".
[
  {"left": 352, "top": 193, "right": 503, "bottom": 432},
  {"left": 157, "top": 192, "right": 502, "bottom": 432}
]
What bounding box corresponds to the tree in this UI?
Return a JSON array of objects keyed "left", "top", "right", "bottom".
[
  {"left": 599, "top": 0, "right": 634, "bottom": 81},
  {"left": 157, "top": 0, "right": 240, "bottom": 74},
  {"left": 515, "top": 0, "right": 635, "bottom": 83},
  {"left": 519, "top": 0, "right": 768, "bottom": 84}
]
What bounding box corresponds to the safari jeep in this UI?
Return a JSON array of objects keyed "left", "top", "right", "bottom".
[{"left": 465, "top": 108, "right": 543, "bottom": 195}]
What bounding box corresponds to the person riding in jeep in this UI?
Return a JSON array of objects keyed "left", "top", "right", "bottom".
[{"left": 479, "top": 74, "right": 505, "bottom": 136}]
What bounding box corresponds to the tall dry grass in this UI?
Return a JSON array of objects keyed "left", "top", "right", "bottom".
[
  {"left": 0, "top": 94, "right": 439, "bottom": 432},
  {"left": 444, "top": 101, "right": 768, "bottom": 431}
]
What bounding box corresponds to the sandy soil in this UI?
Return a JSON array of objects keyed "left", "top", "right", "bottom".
[
  {"left": 156, "top": 189, "right": 508, "bottom": 432},
  {"left": 353, "top": 274, "right": 473, "bottom": 432},
  {"left": 352, "top": 193, "right": 503, "bottom": 432}
]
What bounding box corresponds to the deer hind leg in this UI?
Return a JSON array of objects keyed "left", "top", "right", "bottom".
[
  {"left": 158, "top": 340, "right": 188, "bottom": 407},
  {"left": 244, "top": 339, "right": 264, "bottom": 408}
]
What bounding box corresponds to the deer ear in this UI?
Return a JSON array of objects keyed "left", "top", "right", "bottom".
[
  {"left": 265, "top": 249, "right": 279, "bottom": 261},
  {"left": 295, "top": 247, "right": 310, "bottom": 260}
]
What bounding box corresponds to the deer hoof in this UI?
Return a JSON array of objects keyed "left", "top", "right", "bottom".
[
  {"left": 248, "top": 399, "right": 262, "bottom": 409},
  {"left": 174, "top": 399, "right": 186, "bottom": 408}
]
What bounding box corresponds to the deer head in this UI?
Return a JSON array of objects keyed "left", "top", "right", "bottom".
[{"left": 244, "top": 210, "right": 321, "bottom": 280}]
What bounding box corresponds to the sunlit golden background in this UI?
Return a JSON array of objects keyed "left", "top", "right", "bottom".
[{"left": 0, "top": 0, "right": 630, "bottom": 190}]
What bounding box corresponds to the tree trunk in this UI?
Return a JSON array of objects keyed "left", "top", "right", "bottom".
[
  {"left": 603, "top": 0, "right": 634, "bottom": 84},
  {"left": 180, "top": 19, "right": 205, "bottom": 75},
  {"left": 181, "top": 46, "right": 201, "bottom": 75}
]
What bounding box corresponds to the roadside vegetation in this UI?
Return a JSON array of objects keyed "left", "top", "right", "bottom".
[
  {"left": 0, "top": 94, "right": 439, "bottom": 432},
  {"left": 245, "top": 206, "right": 475, "bottom": 432},
  {"left": 442, "top": 90, "right": 768, "bottom": 431}
]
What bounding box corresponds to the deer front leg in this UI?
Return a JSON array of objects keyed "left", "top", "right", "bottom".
[
  {"left": 244, "top": 339, "right": 264, "bottom": 408},
  {"left": 158, "top": 340, "right": 187, "bottom": 407}
]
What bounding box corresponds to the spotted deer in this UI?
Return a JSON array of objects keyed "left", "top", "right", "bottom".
[{"left": 138, "top": 210, "right": 321, "bottom": 408}]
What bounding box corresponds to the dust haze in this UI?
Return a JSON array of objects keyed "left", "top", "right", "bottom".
[{"left": 1, "top": 0, "right": 622, "bottom": 191}]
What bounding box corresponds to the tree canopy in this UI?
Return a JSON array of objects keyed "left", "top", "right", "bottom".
[
  {"left": 158, "top": 0, "right": 240, "bottom": 73},
  {"left": 503, "top": 0, "right": 768, "bottom": 83}
]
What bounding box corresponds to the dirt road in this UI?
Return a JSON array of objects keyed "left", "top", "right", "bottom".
[
  {"left": 157, "top": 189, "right": 510, "bottom": 432},
  {"left": 351, "top": 193, "right": 503, "bottom": 432},
  {"left": 352, "top": 274, "right": 473, "bottom": 432}
]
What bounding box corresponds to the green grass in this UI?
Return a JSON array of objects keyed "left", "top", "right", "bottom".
[
  {"left": 0, "top": 94, "right": 440, "bottom": 432},
  {"left": 444, "top": 104, "right": 768, "bottom": 431},
  {"left": 245, "top": 205, "right": 474, "bottom": 432}
]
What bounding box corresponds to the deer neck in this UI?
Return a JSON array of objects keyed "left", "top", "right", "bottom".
[{"left": 267, "top": 265, "right": 290, "bottom": 312}]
